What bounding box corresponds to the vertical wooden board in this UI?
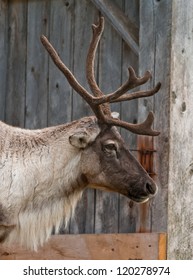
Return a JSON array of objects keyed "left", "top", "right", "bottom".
[
  {"left": 0, "top": 0, "right": 8, "bottom": 121},
  {"left": 138, "top": 2, "right": 155, "bottom": 233},
  {"left": 118, "top": 197, "right": 139, "bottom": 233},
  {"left": 48, "top": 0, "right": 74, "bottom": 126},
  {"left": 168, "top": 0, "right": 193, "bottom": 259},
  {"left": 124, "top": 0, "right": 139, "bottom": 28},
  {"left": 25, "top": 0, "right": 50, "bottom": 129},
  {"left": 69, "top": 0, "right": 98, "bottom": 234},
  {"left": 121, "top": 0, "right": 139, "bottom": 146},
  {"left": 139, "top": 1, "right": 155, "bottom": 109},
  {"left": 71, "top": 0, "right": 96, "bottom": 121},
  {"left": 139, "top": 0, "right": 170, "bottom": 233},
  {"left": 5, "top": 0, "right": 27, "bottom": 127},
  {"left": 118, "top": 0, "right": 139, "bottom": 233},
  {"left": 151, "top": 0, "right": 171, "bottom": 233},
  {"left": 95, "top": 189, "right": 119, "bottom": 234},
  {"left": 95, "top": 0, "right": 123, "bottom": 234},
  {"left": 69, "top": 189, "right": 95, "bottom": 234}
]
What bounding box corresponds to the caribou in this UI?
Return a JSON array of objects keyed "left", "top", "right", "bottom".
[{"left": 0, "top": 17, "right": 161, "bottom": 250}]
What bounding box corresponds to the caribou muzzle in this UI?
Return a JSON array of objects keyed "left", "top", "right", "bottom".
[{"left": 127, "top": 178, "right": 158, "bottom": 203}]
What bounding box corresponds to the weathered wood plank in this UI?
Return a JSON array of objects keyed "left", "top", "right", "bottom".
[
  {"left": 0, "top": 233, "right": 166, "bottom": 260},
  {"left": 139, "top": 0, "right": 171, "bottom": 233},
  {"left": 151, "top": 0, "right": 171, "bottom": 234},
  {"left": 69, "top": 0, "right": 98, "bottom": 234},
  {"left": 91, "top": 0, "right": 139, "bottom": 54},
  {"left": 25, "top": 0, "right": 50, "bottom": 129},
  {"left": 120, "top": 0, "right": 139, "bottom": 146},
  {"left": 5, "top": 0, "right": 27, "bottom": 127},
  {"left": 71, "top": 0, "right": 96, "bottom": 121},
  {"left": 0, "top": 0, "right": 8, "bottom": 121},
  {"left": 124, "top": 0, "right": 139, "bottom": 28},
  {"left": 138, "top": 2, "right": 157, "bottom": 233},
  {"left": 118, "top": 0, "right": 139, "bottom": 233},
  {"left": 168, "top": 0, "right": 193, "bottom": 259},
  {"left": 48, "top": 0, "right": 74, "bottom": 126}
]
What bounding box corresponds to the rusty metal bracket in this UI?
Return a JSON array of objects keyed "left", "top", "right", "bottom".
[{"left": 136, "top": 136, "right": 157, "bottom": 178}]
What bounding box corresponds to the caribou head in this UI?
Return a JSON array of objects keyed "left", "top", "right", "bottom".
[{"left": 41, "top": 17, "right": 160, "bottom": 203}]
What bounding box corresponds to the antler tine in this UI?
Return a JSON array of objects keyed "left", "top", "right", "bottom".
[
  {"left": 108, "top": 66, "right": 153, "bottom": 100},
  {"left": 86, "top": 16, "right": 104, "bottom": 97},
  {"left": 86, "top": 17, "right": 111, "bottom": 116},
  {"left": 103, "top": 111, "right": 160, "bottom": 136},
  {"left": 91, "top": 66, "right": 154, "bottom": 105},
  {"left": 110, "top": 81, "right": 161, "bottom": 103}
]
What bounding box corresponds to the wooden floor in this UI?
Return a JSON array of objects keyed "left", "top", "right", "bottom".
[{"left": 0, "top": 233, "right": 166, "bottom": 260}]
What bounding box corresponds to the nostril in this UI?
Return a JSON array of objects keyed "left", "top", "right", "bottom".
[{"left": 145, "top": 182, "right": 156, "bottom": 195}]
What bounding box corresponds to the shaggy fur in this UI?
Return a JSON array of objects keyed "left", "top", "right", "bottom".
[{"left": 0, "top": 117, "right": 98, "bottom": 250}]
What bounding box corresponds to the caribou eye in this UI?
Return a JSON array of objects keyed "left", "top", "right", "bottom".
[{"left": 103, "top": 143, "right": 117, "bottom": 152}]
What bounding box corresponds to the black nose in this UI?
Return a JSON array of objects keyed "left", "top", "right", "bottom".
[{"left": 145, "top": 182, "right": 157, "bottom": 195}]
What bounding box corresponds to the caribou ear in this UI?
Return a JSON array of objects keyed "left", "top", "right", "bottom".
[
  {"left": 69, "top": 131, "right": 90, "bottom": 148},
  {"left": 69, "top": 128, "right": 99, "bottom": 149}
]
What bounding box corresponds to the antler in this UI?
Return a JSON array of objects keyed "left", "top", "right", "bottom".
[
  {"left": 40, "top": 17, "right": 161, "bottom": 136},
  {"left": 86, "top": 17, "right": 104, "bottom": 98}
]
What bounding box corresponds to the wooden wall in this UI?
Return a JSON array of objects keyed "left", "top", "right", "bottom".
[{"left": 0, "top": 0, "right": 167, "bottom": 236}]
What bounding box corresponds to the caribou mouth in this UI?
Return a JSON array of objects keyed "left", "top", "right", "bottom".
[{"left": 128, "top": 194, "right": 150, "bottom": 204}]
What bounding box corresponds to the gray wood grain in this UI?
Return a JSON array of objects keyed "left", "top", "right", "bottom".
[
  {"left": 151, "top": 0, "right": 171, "bottom": 234},
  {"left": 48, "top": 0, "right": 74, "bottom": 126},
  {"left": 138, "top": 1, "right": 156, "bottom": 233},
  {"left": 167, "top": 0, "right": 193, "bottom": 259},
  {"left": 118, "top": 0, "right": 139, "bottom": 233},
  {"left": 5, "top": 0, "right": 27, "bottom": 127},
  {"left": 139, "top": 0, "right": 170, "bottom": 233},
  {"left": 25, "top": 0, "right": 50, "bottom": 129},
  {"left": 0, "top": 0, "right": 8, "bottom": 121}
]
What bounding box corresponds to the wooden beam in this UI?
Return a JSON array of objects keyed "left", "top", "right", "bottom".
[
  {"left": 167, "top": 0, "right": 193, "bottom": 260},
  {"left": 91, "top": 0, "right": 139, "bottom": 55},
  {"left": 0, "top": 233, "right": 166, "bottom": 260}
]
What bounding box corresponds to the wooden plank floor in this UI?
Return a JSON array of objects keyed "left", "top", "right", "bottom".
[{"left": 0, "top": 233, "right": 166, "bottom": 260}]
